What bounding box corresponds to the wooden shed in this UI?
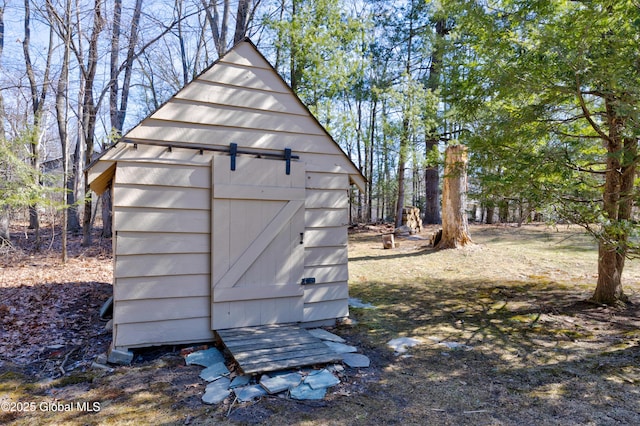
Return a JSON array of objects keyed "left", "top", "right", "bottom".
[{"left": 87, "top": 39, "right": 365, "bottom": 353}]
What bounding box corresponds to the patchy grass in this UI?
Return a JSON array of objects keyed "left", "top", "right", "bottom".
[{"left": 1, "top": 224, "right": 639, "bottom": 425}]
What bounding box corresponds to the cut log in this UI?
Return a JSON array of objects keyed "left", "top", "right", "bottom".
[{"left": 382, "top": 234, "right": 399, "bottom": 249}]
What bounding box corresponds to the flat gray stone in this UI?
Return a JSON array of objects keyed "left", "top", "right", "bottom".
[
  {"left": 290, "top": 383, "right": 327, "bottom": 400},
  {"left": 387, "top": 337, "right": 422, "bottom": 354},
  {"left": 323, "top": 341, "right": 358, "bottom": 354},
  {"left": 235, "top": 384, "right": 267, "bottom": 402},
  {"left": 439, "top": 341, "right": 473, "bottom": 351},
  {"left": 95, "top": 353, "right": 108, "bottom": 365},
  {"left": 229, "top": 375, "right": 251, "bottom": 389},
  {"left": 202, "top": 377, "right": 231, "bottom": 405},
  {"left": 107, "top": 348, "right": 134, "bottom": 365},
  {"left": 341, "top": 353, "right": 370, "bottom": 368},
  {"left": 199, "top": 361, "right": 230, "bottom": 381},
  {"left": 348, "top": 297, "right": 377, "bottom": 309},
  {"left": 185, "top": 347, "right": 225, "bottom": 367},
  {"left": 308, "top": 328, "right": 346, "bottom": 343},
  {"left": 260, "top": 372, "right": 302, "bottom": 394},
  {"left": 304, "top": 369, "right": 340, "bottom": 390},
  {"left": 99, "top": 296, "right": 113, "bottom": 319}
]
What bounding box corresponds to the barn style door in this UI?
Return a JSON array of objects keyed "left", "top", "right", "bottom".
[{"left": 211, "top": 154, "right": 306, "bottom": 330}]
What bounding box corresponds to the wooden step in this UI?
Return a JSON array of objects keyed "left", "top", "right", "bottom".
[{"left": 216, "top": 324, "right": 342, "bottom": 374}]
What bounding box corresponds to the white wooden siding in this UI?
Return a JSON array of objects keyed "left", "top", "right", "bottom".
[
  {"left": 115, "top": 318, "right": 215, "bottom": 348},
  {"left": 114, "top": 185, "right": 210, "bottom": 210},
  {"left": 177, "top": 80, "right": 309, "bottom": 115},
  {"left": 117, "top": 275, "right": 209, "bottom": 301},
  {"left": 199, "top": 63, "right": 290, "bottom": 93},
  {"left": 304, "top": 247, "right": 348, "bottom": 267},
  {"left": 116, "top": 297, "right": 209, "bottom": 323},
  {"left": 114, "top": 208, "right": 209, "bottom": 233},
  {"left": 303, "top": 299, "right": 349, "bottom": 323},
  {"left": 125, "top": 122, "right": 346, "bottom": 155}
]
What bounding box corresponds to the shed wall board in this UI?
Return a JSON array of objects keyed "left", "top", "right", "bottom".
[
  {"left": 304, "top": 247, "right": 348, "bottom": 267},
  {"left": 115, "top": 232, "right": 209, "bottom": 255},
  {"left": 115, "top": 161, "right": 211, "bottom": 188},
  {"left": 125, "top": 122, "right": 346, "bottom": 155},
  {"left": 105, "top": 145, "right": 214, "bottom": 166},
  {"left": 177, "top": 80, "right": 309, "bottom": 115},
  {"left": 305, "top": 209, "right": 348, "bottom": 228},
  {"left": 303, "top": 282, "right": 349, "bottom": 304},
  {"left": 116, "top": 296, "right": 209, "bottom": 324},
  {"left": 305, "top": 172, "right": 349, "bottom": 190},
  {"left": 114, "top": 185, "right": 210, "bottom": 210},
  {"left": 304, "top": 227, "right": 347, "bottom": 247},
  {"left": 114, "top": 208, "right": 210, "bottom": 233},
  {"left": 116, "top": 275, "right": 209, "bottom": 301},
  {"left": 303, "top": 299, "right": 349, "bottom": 323},
  {"left": 303, "top": 264, "right": 349, "bottom": 284},
  {"left": 198, "top": 63, "right": 290, "bottom": 93},
  {"left": 212, "top": 297, "right": 304, "bottom": 330},
  {"left": 151, "top": 101, "right": 324, "bottom": 136},
  {"left": 115, "top": 253, "right": 210, "bottom": 278},
  {"left": 305, "top": 189, "right": 349, "bottom": 209},
  {"left": 115, "top": 318, "right": 216, "bottom": 348}
]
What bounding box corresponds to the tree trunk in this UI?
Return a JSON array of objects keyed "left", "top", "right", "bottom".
[
  {"left": 485, "top": 205, "right": 494, "bottom": 224},
  {"left": 424, "top": 139, "right": 440, "bottom": 224},
  {"left": 0, "top": 4, "right": 8, "bottom": 246},
  {"left": 67, "top": 142, "right": 81, "bottom": 232},
  {"left": 0, "top": 206, "right": 9, "bottom": 245},
  {"left": 423, "top": 18, "right": 447, "bottom": 225},
  {"left": 395, "top": 133, "right": 408, "bottom": 228},
  {"left": 233, "top": 0, "right": 251, "bottom": 43},
  {"left": 81, "top": 0, "right": 105, "bottom": 247},
  {"left": 101, "top": 184, "right": 113, "bottom": 237},
  {"left": 590, "top": 104, "right": 636, "bottom": 304},
  {"left": 498, "top": 199, "right": 509, "bottom": 223},
  {"left": 436, "top": 145, "right": 472, "bottom": 249}
]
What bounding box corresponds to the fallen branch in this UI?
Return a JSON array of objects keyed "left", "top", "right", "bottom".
[{"left": 59, "top": 346, "right": 78, "bottom": 375}]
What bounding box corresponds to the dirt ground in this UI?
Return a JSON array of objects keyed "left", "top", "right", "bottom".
[{"left": 1, "top": 223, "right": 639, "bottom": 425}]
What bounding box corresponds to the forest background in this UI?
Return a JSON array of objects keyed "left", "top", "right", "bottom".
[{"left": 0, "top": 0, "right": 638, "bottom": 304}]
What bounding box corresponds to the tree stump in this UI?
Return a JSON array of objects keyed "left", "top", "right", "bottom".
[
  {"left": 382, "top": 234, "right": 397, "bottom": 249},
  {"left": 436, "top": 145, "right": 472, "bottom": 249}
]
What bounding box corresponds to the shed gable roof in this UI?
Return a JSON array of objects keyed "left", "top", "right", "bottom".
[{"left": 89, "top": 38, "right": 364, "bottom": 192}]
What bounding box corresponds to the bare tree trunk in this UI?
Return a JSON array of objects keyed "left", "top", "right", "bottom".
[
  {"left": 423, "top": 19, "right": 448, "bottom": 225},
  {"left": 367, "top": 98, "right": 376, "bottom": 222},
  {"left": 67, "top": 141, "right": 80, "bottom": 232},
  {"left": 424, "top": 139, "right": 440, "bottom": 224},
  {"left": 436, "top": 145, "right": 472, "bottom": 249},
  {"left": 485, "top": 205, "right": 494, "bottom": 224},
  {"left": 591, "top": 99, "right": 636, "bottom": 304},
  {"left": 176, "top": 0, "right": 189, "bottom": 85},
  {"left": 395, "top": 8, "right": 414, "bottom": 228},
  {"left": 23, "top": 0, "right": 54, "bottom": 248},
  {"left": 49, "top": 0, "right": 72, "bottom": 262},
  {"left": 202, "top": 0, "right": 229, "bottom": 57},
  {"left": 394, "top": 129, "right": 408, "bottom": 228},
  {"left": 233, "top": 0, "right": 251, "bottom": 42},
  {"left": 0, "top": 1, "right": 9, "bottom": 245},
  {"left": 78, "top": 0, "right": 105, "bottom": 247}
]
